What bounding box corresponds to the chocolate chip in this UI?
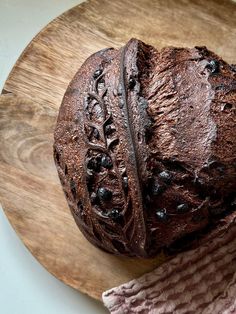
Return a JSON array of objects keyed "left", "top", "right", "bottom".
[
  {"left": 221, "top": 103, "right": 232, "bottom": 112},
  {"left": 93, "top": 69, "right": 102, "bottom": 79},
  {"left": 87, "top": 158, "right": 101, "bottom": 172},
  {"left": 128, "top": 77, "right": 136, "bottom": 89},
  {"left": 97, "top": 187, "right": 112, "bottom": 201},
  {"left": 156, "top": 209, "right": 168, "bottom": 221},
  {"left": 159, "top": 171, "right": 172, "bottom": 184},
  {"left": 177, "top": 203, "right": 189, "bottom": 213},
  {"left": 122, "top": 176, "right": 128, "bottom": 190},
  {"left": 96, "top": 154, "right": 102, "bottom": 162},
  {"left": 87, "top": 159, "right": 95, "bottom": 170},
  {"left": 206, "top": 60, "right": 220, "bottom": 74},
  {"left": 86, "top": 95, "right": 92, "bottom": 103},
  {"left": 108, "top": 208, "right": 122, "bottom": 221},
  {"left": 151, "top": 179, "right": 164, "bottom": 196},
  {"left": 230, "top": 64, "right": 236, "bottom": 72},
  {"left": 90, "top": 192, "right": 97, "bottom": 204},
  {"left": 77, "top": 201, "right": 84, "bottom": 211},
  {"left": 98, "top": 78, "right": 105, "bottom": 89},
  {"left": 105, "top": 124, "right": 113, "bottom": 135},
  {"left": 92, "top": 128, "right": 100, "bottom": 139},
  {"left": 101, "top": 155, "right": 113, "bottom": 169}
]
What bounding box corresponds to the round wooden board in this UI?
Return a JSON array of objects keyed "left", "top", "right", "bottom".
[{"left": 0, "top": 0, "right": 236, "bottom": 302}]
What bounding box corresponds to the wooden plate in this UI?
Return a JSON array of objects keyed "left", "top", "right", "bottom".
[{"left": 0, "top": 0, "right": 235, "bottom": 301}]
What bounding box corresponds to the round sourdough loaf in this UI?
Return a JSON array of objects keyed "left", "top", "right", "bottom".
[{"left": 54, "top": 39, "right": 236, "bottom": 257}]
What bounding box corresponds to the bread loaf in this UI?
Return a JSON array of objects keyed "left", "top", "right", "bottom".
[{"left": 54, "top": 39, "right": 236, "bottom": 257}]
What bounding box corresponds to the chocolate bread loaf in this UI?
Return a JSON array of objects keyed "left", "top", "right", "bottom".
[{"left": 54, "top": 39, "right": 236, "bottom": 258}]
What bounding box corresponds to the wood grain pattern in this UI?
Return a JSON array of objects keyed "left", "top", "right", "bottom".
[{"left": 0, "top": 0, "right": 236, "bottom": 301}]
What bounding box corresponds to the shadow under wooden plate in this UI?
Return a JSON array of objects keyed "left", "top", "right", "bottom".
[{"left": 0, "top": 0, "right": 235, "bottom": 301}]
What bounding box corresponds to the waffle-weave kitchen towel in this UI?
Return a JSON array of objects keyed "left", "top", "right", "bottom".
[{"left": 103, "top": 223, "right": 236, "bottom": 314}]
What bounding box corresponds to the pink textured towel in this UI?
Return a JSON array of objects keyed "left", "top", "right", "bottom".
[{"left": 103, "top": 221, "right": 236, "bottom": 314}]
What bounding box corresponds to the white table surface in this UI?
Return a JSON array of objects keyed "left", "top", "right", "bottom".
[{"left": 0, "top": 1, "right": 107, "bottom": 313}]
